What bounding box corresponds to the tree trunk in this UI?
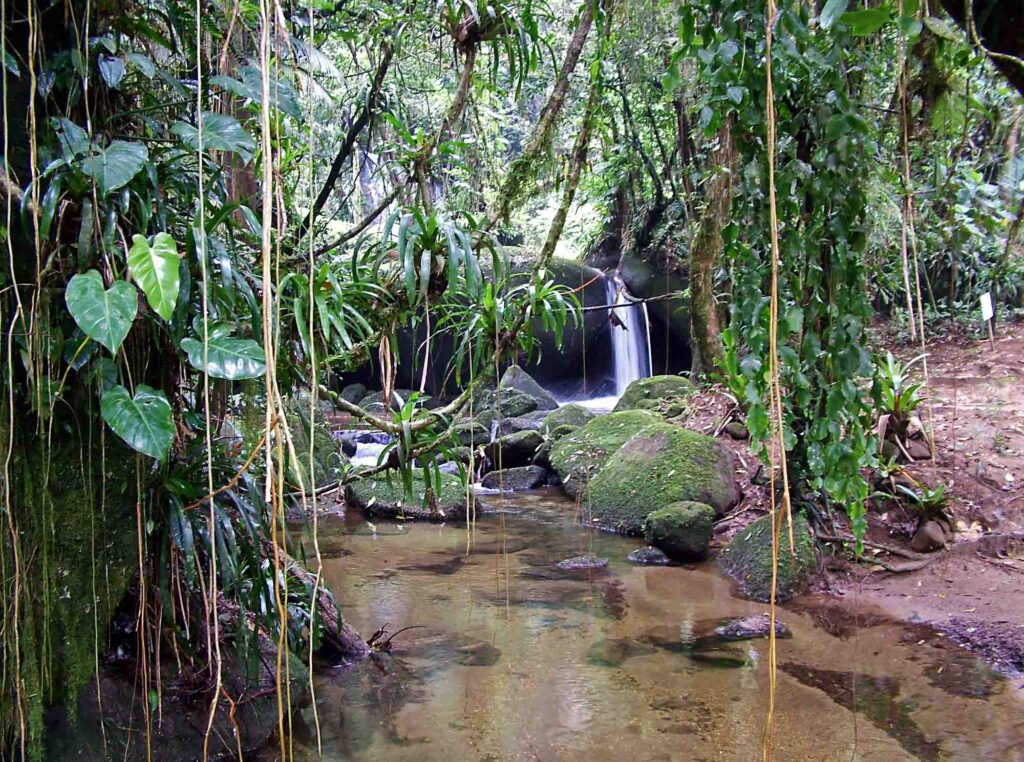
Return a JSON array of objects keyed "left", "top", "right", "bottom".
[{"left": 689, "top": 125, "right": 736, "bottom": 378}]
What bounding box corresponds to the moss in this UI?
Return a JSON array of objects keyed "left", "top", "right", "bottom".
[
  {"left": 643, "top": 502, "right": 715, "bottom": 562},
  {"left": 719, "top": 513, "right": 817, "bottom": 602},
  {"left": 344, "top": 472, "right": 470, "bottom": 521},
  {"left": 586, "top": 422, "right": 740, "bottom": 534},
  {"left": 3, "top": 434, "right": 137, "bottom": 752},
  {"left": 540, "top": 404, "right": 594, "bottom": 434},
  {"left": 613, "top": 375, "right": 696, "bottom": 413},
  {"left": 282, "top": 396, "right": 347, "bottom": 490},
  {"left": 549, "top": 410, "right": 661, "bottom": 497}
]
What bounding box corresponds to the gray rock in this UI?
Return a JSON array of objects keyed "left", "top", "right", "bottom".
[
  {"left": 454, "top": 420, "right": 490, "bottom": 447},
  {"left": 495, "top": 415, "right": 544, "bottom": 438},
  {"left": 499, "top": 366, "right": 559, "bottom": 410},
  {"left": 910, "top": 520, "right": 947, "bottom": 553},
  {"left": 340, "top": 383, "right": 367, "bottom": 404},
  {"left": 712, "top": 614, "right": 790, "bottom": 642},
  {"left": 480, "top": 465, "right": 548, "bottom": 492},
  {"left": 556, "top": 555, "right": 609, "bottom": 570},
  {"left": 628, "top": 546, "right": 670, "bottom": 565},
  {"left": 540, "top": 403, "right": 594, "bottom": 434},
  {"left": 486, "top": 429, "right": 544, "bottom": 468},
  {"left": 723, "top": 421, "right": 749, "bottom": 440}
]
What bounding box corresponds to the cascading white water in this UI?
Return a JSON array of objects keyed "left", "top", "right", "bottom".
[{"left": 608, "top": 274, "right": 651, "bottom": 396}]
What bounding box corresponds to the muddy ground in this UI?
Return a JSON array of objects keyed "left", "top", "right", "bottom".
[{"left": 682, "top": 322, "right": 1024, "bottom": 680}]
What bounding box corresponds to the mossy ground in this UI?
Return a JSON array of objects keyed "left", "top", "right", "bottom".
[
  {"left": 719, "top": 513, "right": 817, "bottom": 602},
  {"left": 586, "top": 423, "right": 739, "bottom": 534},
  {"left": 549, "top": 410, "right": 661, "bottom": 496}
]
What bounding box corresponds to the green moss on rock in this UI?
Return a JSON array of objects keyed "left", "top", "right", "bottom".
[
  {"left": 344, "top": 472, "right": 470, "bottom": 521},
  {"left": 643, "top": 502, "right": 715, "bottom": 562},
  {"left": 540, "top": 404, "right": 594, "bottom": 434},
  {"left": 719, "top": 513, "right": 817, "bottom": 602},
  {"left": 586, "top": 422, "right": 740, "bottom": 534},
  {"left": 613, "top": 375, "right": 695, "bottom": 413},
  {"left": 549, "top": 410, "right": 662, "bottom": 498}
]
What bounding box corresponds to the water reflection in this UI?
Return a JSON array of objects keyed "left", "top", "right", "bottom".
[{"left": 297, "top": 489, "right": 1024, "bottom": 761}]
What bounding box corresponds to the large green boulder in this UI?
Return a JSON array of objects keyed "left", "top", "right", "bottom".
[
  {"left": 613, "top": 375, "right": 695, "bottom": 413},
  {"left": 549, "top": 410, "right": 662, "bottom": 498},
  {"left": 719, "top": 513, "right": 817, "bottom": 602},
  {"left": 587, "top": 422, "right": 739, "bottom": 533},
  {"left": 540, "top": 403, "right": 594, "bottom": 434},
  {"left": 474, "top": 387, "right": 540, "bottom": 423},
  {"left": 643, "top": 502, "right": 715, "bottom": 562},
  {"left": 344, "top": 472, "right": 469, "bottom": 521},
  {"left": 283, "top": 396, "right": 348, "bottom": 490}
]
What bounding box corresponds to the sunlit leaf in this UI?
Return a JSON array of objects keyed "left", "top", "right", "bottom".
[
  {"left": 128, "top": 232, "right": 181, "bottom": 321},
  {"left": 819, "top": 0, "right": 851, "bottom": 30},
  {"left": 180, "top": 334, "right": 266, "bottom": 380},
  {"left": 171, "top": 111, "right": 255, "bottom": 162}
]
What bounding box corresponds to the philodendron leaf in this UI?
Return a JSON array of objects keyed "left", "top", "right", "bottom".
[
  {"left": 172, "top": 112, "right": 256, "bottom": 162},
  {"left": 180, "top": 334, "right": 266, "bottom": 380},
  {"left": 128, "top": 232, "right": 181, "bottom": 321},
  {"left": 65, "top": 270, "right": 137, "bottom": 353},
  {"left": 79, "top": 140, "right": 148, "bottom": 194},
  {"left": 101, "top": 383, "right": 174, "bottom": 460}
]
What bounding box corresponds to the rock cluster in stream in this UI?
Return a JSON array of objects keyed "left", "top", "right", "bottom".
[{"left": 337, "top": 370, "right": 808, "bottom": 597}]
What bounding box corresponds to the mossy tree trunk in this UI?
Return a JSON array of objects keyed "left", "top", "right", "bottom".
[{"left": 689, "top": 123, "right": 735, "bottom": 378}]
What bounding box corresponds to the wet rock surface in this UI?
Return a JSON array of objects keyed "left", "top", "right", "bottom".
[
  {"left": 711, "top": 614, "right": 790, "bottom": 642},
  {"left": 628, "top": 546, "right": 670, "bottom": 565},
  {"left": 480, "top": 465, "right": 549, "bottom": 491},
  {"left": 556, "top": 554, "right": 609, "bottom": 570}
]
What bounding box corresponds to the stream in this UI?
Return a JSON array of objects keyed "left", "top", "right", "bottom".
[{"left": 291, "top": 489, "right": 1024, "bottom": 761}]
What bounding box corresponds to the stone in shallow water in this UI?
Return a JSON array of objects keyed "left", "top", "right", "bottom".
[
  {"left": 628, "top": 546, "right": 670, "bottom": 565},
  {"left": 712, "top": 614, "right": 790, "bottom": 642},
  {"left": 556, "top": 554, "right": 609, "bottom": 570}
]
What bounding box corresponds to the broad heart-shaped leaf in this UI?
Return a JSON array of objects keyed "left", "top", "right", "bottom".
[
  {"left": 79, "top": 140, "right": 148, "bottom": 195},
  {"left": 180, "top": 334, "right": 266, "bottom": 380},
  {"left": 98, "top": 55, "right": 126, "bottom": 89},
  {"left": 129, "top": 232, "right": 181, "bottom": 321},
  {"left": 171, "top": 112, "right": 255, "bottom": 162},
  {"left": 101, "top": 384, "right": 174, "bottom": 460},
  {"left": 65, "top": 270, "right": 137, "bottom": 353}
]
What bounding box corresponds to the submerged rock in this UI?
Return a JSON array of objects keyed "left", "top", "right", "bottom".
[
  {"left": 587, "top": 423, "right": 740, "bottom": 534},
  {"left": 712, "top": 614, "right": 791, "bottom": 642},
  {"left": 556, "top": 554, "right": 609, "bottom": 570},
  {"left": 549, "top": 409, "right": 662, "bottom": 498},
  {"left": 643, "top": 502, "right": 715, "bottom": 562},
  {"left": 499, "top": 366, "right": 559, "bottom": 410},
  {"left": 486, "top": 429, "right": 544, "bottom": 468},
  {"left": 628, "top": 546, "right": 670, "bottom": 565},
  {"left": 344, "top": 473, "right": 470, "bottom": 521},
  {"left": 719, "top": 513, "right": 817, "bottom": 602},
  {"left": 613, "top": 375, "right": 695, "bottom": 413},
  {"left": 480, "top": 465, "right": 548, "bottom": 491},
  {"left": 540, "top": 403, "right": 594, "bottom": 434}
]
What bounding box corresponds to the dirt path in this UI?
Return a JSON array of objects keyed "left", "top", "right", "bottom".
[{"left": 851, "top": 324, "right": 1024, "bottom": 674}]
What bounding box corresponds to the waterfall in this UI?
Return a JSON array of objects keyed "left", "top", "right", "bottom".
[{"left": 607, "top": 274, "right": 652, "bottom": 396}]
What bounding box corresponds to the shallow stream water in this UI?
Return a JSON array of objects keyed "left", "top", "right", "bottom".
[{"left": 292, "top": 489, "right": 1024, "bottom": 761}]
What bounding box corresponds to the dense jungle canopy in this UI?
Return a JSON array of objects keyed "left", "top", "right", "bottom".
[{"left": 1, "top": 0, "right": 1023, "bottom": 758}]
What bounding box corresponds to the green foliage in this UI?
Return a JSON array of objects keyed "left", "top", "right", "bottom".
[
  {"left": 180, "top": 328, "right": 266, "bottom": 380},
  {"left": 873, "top": 351, "right": 926, "bottom": 443},
  {"left": 64, "top": 270, "right": 137, "bottom": 354},
  {"left": 100, "top": 384, "right": 175, "bottom": 460},
  {"left": 127, "top": 233, "right": 181, "bottom": 321},
  {"left": 684, "top": 0, "right": 876, "bottom": 542}
]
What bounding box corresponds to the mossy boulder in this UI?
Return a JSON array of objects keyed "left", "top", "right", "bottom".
[
  {"left": 587, "top": 422, "right": 740, "bottom": 533},
  {"left": 643, "top": 502, "right": 715, "bottom": 562},
  {"left": 719, "top": 513, "right": 817, "bottom": 602},
  {"left": 474, "top": 387, "right": 540, "bottom": 424},
  {"left": 533, "top": 424, "right": 578, "bottom": 471},
  {"left": 453, "top": 420, "right": 490, "bottom": 447},
  {"left": 486, "top": 429, "right": 544, "bottom": 468},
  {"left": 549, "top": 410, "right": 662, "bottom": 498},
  {"left": 283, "top": 397, "right": 348, "bottom": 490},
  {"left": 613, "top": 375, "right": 695, "bottom": 413},
  {"left": 480, "top": 465, "right": 548, "bottom": 491},
  {"left": 540, "top": 403, "right": 594, "bottom": 434},
  {"left": 344, "top": 473, "right": 469, "bottom": 520},
  {"left": 499, "top": 366, "right": 558, "bottom": 410}
]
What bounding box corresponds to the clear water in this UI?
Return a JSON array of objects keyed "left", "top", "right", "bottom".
[{"left": 293, "top": 490, "right": 1024, "bottom": 761}]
